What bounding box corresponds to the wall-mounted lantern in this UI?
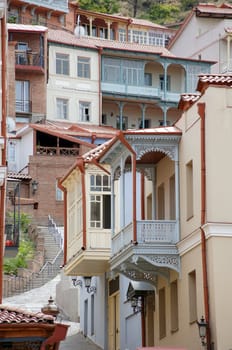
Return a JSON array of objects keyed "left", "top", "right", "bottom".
[
  {"left": 72, "top": 276, "right": 96, "bottom": 294},
  {"left": 31, "top": 180, "right": 38, "bottom": 194},
  {"left": 197, "top": 316, "right": 208, "bottom": 347}
]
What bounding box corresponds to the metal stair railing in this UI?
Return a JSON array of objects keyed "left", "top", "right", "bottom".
[{"left": 3, "top": 216, "right": 64, "bottom": 297}]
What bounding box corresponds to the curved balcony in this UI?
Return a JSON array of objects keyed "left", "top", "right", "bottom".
[
  {"left": 64, "top": 229, "right": 112, "bottom": 276},
  {"left": 110, "top": 220, "right": 180, "bottom": 285}
]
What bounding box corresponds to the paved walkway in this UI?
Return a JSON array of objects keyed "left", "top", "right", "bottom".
[{"left": 3, "top": 274, "right": 102, "bottom": 350}]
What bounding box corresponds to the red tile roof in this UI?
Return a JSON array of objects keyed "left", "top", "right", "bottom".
[
  {"left": 0, "top": 305, "right": 54, "bottom": 324},
  {"left": 178, "top": 93, "right": 201, "bottom": 111},
  {"left": 47, "top": 29, "right": 175, "bottom": 57},
  {"left": 8, "top": 172, "right": 32, "bottom": 181},
  {"left": 178, "top": 74, "right": 232, "bottom": 110},
  {"left": 197, "top": 74, "right": 232, "bottom": 92}
]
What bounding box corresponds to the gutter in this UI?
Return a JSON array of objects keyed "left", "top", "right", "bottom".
[
  {"left": 0, "top": 8, "right": 7, "bottom": 304},
  {"left": 198, "top": 102, "right": 211, "bottom": 349}
]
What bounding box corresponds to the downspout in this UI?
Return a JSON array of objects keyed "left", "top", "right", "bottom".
[
  {"left": 141, "top": 172, "right": 145, "bottom": 220},
  {"left": 58, "top": 181, "right": 67, "bottom": 265},
  {"left": 117, "top": 132, "right": 137, "bottom": 243},
  {"left": 132, "top": 152, "right": 137, "bottom": 243},
  {"left": 141, "top": 297, "right": 146, "bottom": 346},
  {"left": 198, "top": 102, "right": 211, "bottom": 350},
  {"left": 97, "top": 47, "right": 102, "bottom": 126},
  {"left": 0, "top": 9, "right": 7, "bottom": 303}
]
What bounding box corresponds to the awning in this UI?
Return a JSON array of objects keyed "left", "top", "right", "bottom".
[{"left": 127, "top": 281, "right": 155, "bottom": 300}]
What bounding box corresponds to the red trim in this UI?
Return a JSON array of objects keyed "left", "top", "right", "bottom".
[
  {"left": 41, "top": 323, "right": 69, "bottom": 350},
  {"left": 198, "top": 102, "right": 211, "bottom": 350},
  {"left": 0, "top": 13, "right": 7, "bottom": 303},
  {"left": 76, "top": 159, "right": 87, "bottom": 249},
  {"left": 141, "top": 172, "right": 145, "bottom": 220},
  {"left": 132, "top": 154, "right": 137, "bottom": 242}
]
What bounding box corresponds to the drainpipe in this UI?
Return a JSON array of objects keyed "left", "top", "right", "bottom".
[
  {"left": 0, "top": 7, "right": 7, "bottom": 303},
  {"left": 57, "top": 182, "right": 67, "bottom": 265},
  {"left": 141, "top": 172, "right": 145, "bottom": 220},
  {"left": 198, "top": 102, "right": 211, "bottom": 350},
  {"left": 97, "top": 46, "right": 102, "bottom": 126},
  {"left": 141, "top": 297, "right": 146, "bottom": 346},
  {"left": 117, "top": 132, "right": 137, "bottom": 242}
]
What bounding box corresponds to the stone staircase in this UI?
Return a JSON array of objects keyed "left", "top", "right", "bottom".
[
  {"left": 31, "top": 224, "right": 64, "bottom": 288},
  {"left": 3, "top": 217, "right": 64, "bottom": 297}
]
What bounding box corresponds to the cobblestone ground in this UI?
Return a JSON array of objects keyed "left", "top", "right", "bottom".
[{"left": 2, "top": 275, "right": 103, "bottom": 349}]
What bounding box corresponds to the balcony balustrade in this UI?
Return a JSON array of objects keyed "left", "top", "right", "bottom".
[
  {"left": 101, "top": 82, "right": 182, "bottom": 102},
  {"left": 36, "top": 146, "right": 80, "bottom": 156},
  {"left": 16, "top": 100, "right": 32, "bottom": 113},
  {"left": 101, "top": 82, "right": 160, "bottom": 99},
  {"left": 112, "top": 220, "right": 178, "bottom": 256},
  {"left": 15, "top": 51, "right": 44, "bottom": 68}
]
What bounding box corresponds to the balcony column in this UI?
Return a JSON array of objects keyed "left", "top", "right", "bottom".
[
  {"left": 140, "top": 103, "right": 146, "bottom": 128},
  {"left": 88, "top": 16, "right": 93, "bottom": 36},
  {"left": 163, "top": 63, "right": 168, "bottom": 101},
  {"left": 227, "top": 34, "right": 232, "bottom": 72},
  {"left": 111, "top": 175, "right": 115, "bottom": 234},
  {"left": 152, "top": 167, "right": 156, "bottom": 220},
  {"left": 117, "top": 101, "right": 124, "bottom": 130},
  {"left": 106, "top": 20, "right": 111, "bottom": 40}
]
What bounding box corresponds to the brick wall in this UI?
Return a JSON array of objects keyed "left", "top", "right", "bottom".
[{"left": 28, "top": 155, "right": 77, "bottom": 226}]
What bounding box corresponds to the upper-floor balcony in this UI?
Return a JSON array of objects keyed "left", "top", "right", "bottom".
[
  {"left": 12, "top": 0, "right": 69, "bottom": 13},
  {"left": 64, "top": 227, "right": 112, "bottom": 277},
  {"left": 15, "top": 50, "right": 45, "bottom": 74},
  {"left": 99, "top": 129, "right": 182, "bottom": 285},
  {"left": 101, "top": 82, "right": 181, "bottom": 102},
  {"left": 36, "top": 146, "right": 80, "bottom": 156},
  {"left": 110, "top": 220, "right": 179, "bottom": 284}
]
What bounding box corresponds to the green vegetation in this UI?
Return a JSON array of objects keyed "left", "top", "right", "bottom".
[
  {"left": 75, "top": 0, "right": 220, "bottom": 26},
  {"left": 4, "top": 213, "right": 35, "bottom": 276},
  {"left": 78, "top": 0, "right": 119, "bottom": 14}
]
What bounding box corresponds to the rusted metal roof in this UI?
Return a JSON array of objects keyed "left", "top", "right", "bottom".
[
  {"left": 47, "top": 29, "right": 175, "bottom": 57},
  {"left": 0, "top": 305, "right": 54, "bottom": 324}
]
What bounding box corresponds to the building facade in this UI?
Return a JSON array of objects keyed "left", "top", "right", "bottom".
[
  {"left": 168, "top": 3, "right": 232, "bottom": 74},
  {"left": 61, "top": 74, "right": 232, "bottom": 350}
]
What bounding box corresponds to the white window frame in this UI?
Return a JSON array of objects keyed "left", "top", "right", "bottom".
[
  {"left": 77, "top": 56, "right": 90, "bottom": 78},
  {"left": 89, "top": 174, "right": 111, "bottom": 229},
  {"left": 79, "top": 101, "right": 91, "bottom": 122},
  {"left": 56, "top": 53, "right": 69, "bottom": 75},
  {"left": 56, "top": 98, "right": 68, "bottom": 119}
]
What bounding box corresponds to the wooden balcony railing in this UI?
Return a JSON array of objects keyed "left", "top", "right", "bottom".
[{"left": 36, "top": 146, "right": 80, "bottom": 156}]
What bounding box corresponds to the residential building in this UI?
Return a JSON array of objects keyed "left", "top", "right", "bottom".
[
  {"left": 61, "top": 74, "right": 232, "bottom": 350},
  {"left": 168, "top": 3, "right": 232, "bottom": 74},
  {"left": 47, "top": 22, "right": 212, "bottom": 130},
  {"left": 0, "top": 0, "right": 8, "bottom": 302},
  {"left": 6, "top": 122, "right": 116, "bottom": 232}
]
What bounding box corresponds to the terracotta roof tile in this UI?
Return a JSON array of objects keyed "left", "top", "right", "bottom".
[
  {"left": 197, "top": 74, "right": 232, "bottom": 92},
  {"left": 0, "top": 305, "right": 54, "bottom": 324},
  {"left": 47, "top": 29, "right": 175, "bottom": 57},
  {"left": 8, "top": 172, "right": 32, "bottom": 180},
  {"left": 178, "top": 93, "right": 201, "bottom": 110}
]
